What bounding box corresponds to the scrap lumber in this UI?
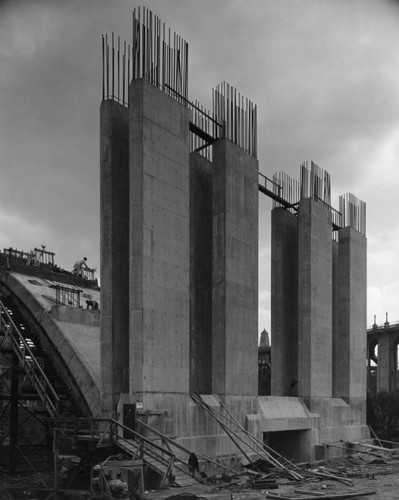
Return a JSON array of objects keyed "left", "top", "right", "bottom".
[
  {"left": 265, "top": 493, "right": 294, "bottom": 500},
  {"left": 368, "top": 426, "right": 384, "bottom": 448},
  {"left": 266, "top": 489, "right": 376, "bottom": 499},
  {"left": 309, "top": 470, "right": 353, "bottom": 486},
  {"left": 346, "top": 440, "right": 392, "bottom": 453},
  {"left": 294, "top": 489, "right": 328, "bottom": 496},
  {"left": 322, "top": 442, "right": 385, "bottom": 459}
]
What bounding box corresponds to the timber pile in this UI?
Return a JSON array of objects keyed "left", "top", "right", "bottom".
[{"left": 265, "top": 489, "right": 377, "bottom": 499}]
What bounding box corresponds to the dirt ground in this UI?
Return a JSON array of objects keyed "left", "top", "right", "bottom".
[{"left": 2, "top": 453, "right": 399, "bottom": 499}]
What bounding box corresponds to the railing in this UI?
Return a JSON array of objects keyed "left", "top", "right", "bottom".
[
  {"left": 0, "top": 299, "right": 59, "bottom": 417},
  {"left": 259, "top": 172, "right": 282, "bottom": 198},
  {"left": 81, "top": 267, "right": 97, "bottom": 282},
  {"left": 51, "top": 285, "right": 81, "bottom": 308},
  {"left": 368, "top": 321, "right": 399, "bottom": 332},
  {"left": 1, "top": 246, "right": 98, "bottom": 283},
  {"left": 53, "top": 417, "right": 189, "bottom": 487},
  {"left": 107, "top": 419, "right": 186, "bottom": 479},
  {"left": 313, "top": 194, "right": 342, "bottom": 230},
  {"left": 3, "top": 247, "right": 55, "bottom": 268}
]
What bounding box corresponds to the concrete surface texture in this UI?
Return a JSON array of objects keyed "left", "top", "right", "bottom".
[
  {"left": 189, "top": 152, "right": 213, "bottom": 394},
  {"left": 335, "top": 226, "right": 367, "bottom": 402},
  {"left": 97, "top": 75, "right": 369, "bottom": 463},
  {"left": 271, "top": 207, "right": 298, "bottom": 397},
  {"left": 129, "top": 79, "right": 191, "bottom": 396},
  {"left": 270, "top": 193, "right": 369, "bottom": 461},
  {"left": 100, "top": 99, "right": 130, "bottom": 416},
  {"left": 212, "top": 138, "right": 259, "bottom": 396},
  {"left": 98, "top": 78, "right": 262, "bottom": 459},
  {"left": 298, "top": 197, "right": 333, "bottom": 400}
]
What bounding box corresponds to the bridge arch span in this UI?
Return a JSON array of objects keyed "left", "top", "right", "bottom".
[{"left": 0, "top": 265, "right": 100, "bottom": 417}]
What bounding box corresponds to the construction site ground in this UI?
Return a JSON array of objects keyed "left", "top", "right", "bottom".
[
  {"left": 144, "top": 459, "right": 398, "bottom": 500},
  {"left": 2, "top": 452, "right": 399, "bottom": 500}
]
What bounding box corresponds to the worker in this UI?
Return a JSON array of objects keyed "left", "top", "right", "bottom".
[
  {"left": 72, "top": 257, "right": 88, "bottom": 277},
  {"left": 86, "top": 299, "right": 99, "bottom": 310},
  {"left": 188, "top": 452, "right": 199, "bottom": 478}
]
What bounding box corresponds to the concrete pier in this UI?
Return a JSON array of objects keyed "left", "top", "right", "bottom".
[
  {"left": 189, "top": 152, "right": 213, "bottom": 394},
  {"left": 334, "top": 227, "right": 367, "bottom": 405},
  {"left": 212, "top": 139, "right": 259, "bottom": 396},
  {"left": 271, "top": 207, "right": 298, "bottom": 397},
  {"left": 129, "top": 79, "right": 191, "bottom": 398},
  {"left": 97, "top": 27, "right": 368, "bottom": 459},
  {"left": 298, "top": 198, "right": 333, "bottom": 401},
  {"left": 100, "top": 100, "right": 130, "bottom": 416}
]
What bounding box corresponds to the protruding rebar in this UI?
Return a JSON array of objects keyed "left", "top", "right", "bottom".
[
  {"left": 213, "top": 81, "right": 257, "bottom": 158},
  {"left": 339, "top": 193, "right": 366, "bottom": 235},
  {"left": 101, "top": 31, "right": 130, "bottom": 106},
  {"left": 131, "top": 6, "right": 189, "bottom": 101},
  {"left": 300, "top": 160, "right": 331, "bottom": 206}
]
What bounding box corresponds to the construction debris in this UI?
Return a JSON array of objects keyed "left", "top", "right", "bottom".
[
  {"left": 265, "top": 489, "right": 377, "bottom": 499},
  {"left": 190, "top": 393, "right": 304, "bottom": 481},
  {"left": 4, "top": 413, "right": 399, "bottom": 500}
]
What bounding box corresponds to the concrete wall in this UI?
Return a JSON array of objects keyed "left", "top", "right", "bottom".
[
  {"left": 334, "top": 227, "right": 367, "bottom": 403},
  {"left": 271, "top": 207, "right": 298, "bottom": 396},
  {"left": 129, "top": 79, "right": 190, "bottom": 396},
  {"left": 298, "top": 198, "right": 332, "bottom": 400},
  {"left": 189, "top": 152, "right": 213, "bottom": 394},
  {"left": 140, "top": 392, "right": 259, "bottom": 459},
  {"left": 212, "top": 139, "right": 258, "bottom": 396},
  {"left": 51, "top": 305, "right": 100, "bottom": 326},
  {"left": 100, "top": 100, "right": 130, "bottom": 416}
]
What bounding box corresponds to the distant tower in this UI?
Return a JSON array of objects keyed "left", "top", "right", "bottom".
[{"left": 259, "top": 329, "right": 270, "bottom": 347}]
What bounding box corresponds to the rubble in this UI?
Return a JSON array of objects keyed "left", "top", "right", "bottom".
[{"left": 5, "top": 440, "right": 399, "bottom": 499}]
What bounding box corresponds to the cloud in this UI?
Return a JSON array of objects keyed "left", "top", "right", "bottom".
[
  {"left": 0, "top": 207, "right": 51, "bottom": 250},
  {"left": 368, "top": 283, "right": 399, "bottom": 327},
  {"left": 0, "top": 0, "right": 399, "bottom": 335}
]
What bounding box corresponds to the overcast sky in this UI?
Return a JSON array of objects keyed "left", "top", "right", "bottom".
[{"left": 1, "top": 0, "right": 399, "bottom": 333}]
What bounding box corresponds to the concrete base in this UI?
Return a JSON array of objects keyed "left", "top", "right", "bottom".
[{"left": 116, "top": 393, "right": 369, "bottom": 465}]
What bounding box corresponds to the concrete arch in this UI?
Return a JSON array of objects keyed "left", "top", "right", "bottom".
[{"left": 0, "top": 267, "right": 100, "bottom": 417}]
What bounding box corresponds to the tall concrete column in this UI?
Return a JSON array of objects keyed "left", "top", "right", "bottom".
[
  {"left": 332, "top": 240, "right": 339, "bottom": 397},
  {"left": 271, "top": 207, "right": 298, "bottom": 396},
  {"left": 377, "top": 335, "right": 390, "bottom": 392},
  {"left": 212, "top": 138, "right": 258, "bottom": 396},
  {"left": 298, "top": 198, "right": 333, "bottom": 400},
  {"left": 129, "top": 79, "right": 190, "bottom": 398},
  {"left": 189, "top": 152, "right": 213, "bottom": 394},
  {"left": 333, "top": 227, "right": 367, "bottom": 402},
  {"left": 100, "top": 100, "right": 130, "bottom": 417}
]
